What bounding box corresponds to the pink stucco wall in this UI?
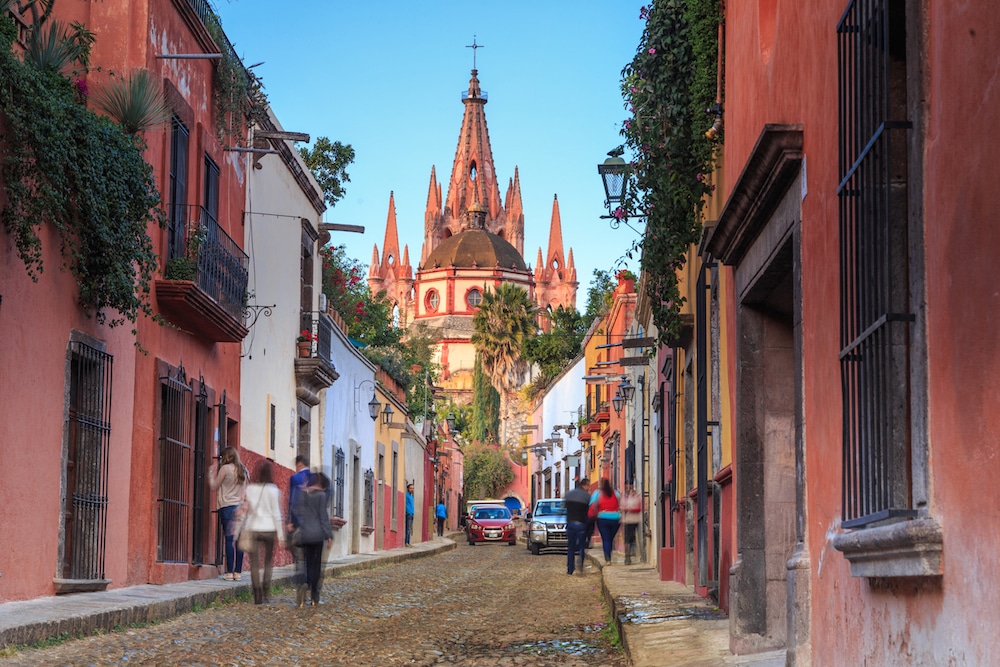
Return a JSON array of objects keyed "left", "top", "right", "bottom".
[{"left": 725, "top": 0, "right": 1000, "bottom": 663}]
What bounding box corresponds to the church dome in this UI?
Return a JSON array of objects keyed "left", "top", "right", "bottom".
[{"left": 422, "top": 229, "right": 527, "bottom": 271}]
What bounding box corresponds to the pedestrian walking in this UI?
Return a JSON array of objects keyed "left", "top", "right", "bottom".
[
  {"left": 589, "top": 477, "right": 621, "bottom": 564},
  {"left": 293, "top": 471, "right": 333, "bottom": 607},
  {"left": 564, "top": 477, "right": 591, "bottom": 575},
  {"left": 209, "top": 446, "right": 248, "bottom": 581},
  {"left": 404, "top": 483, "right": 415, "bottom": 546},
  {"left": 621, "top": 483, "right": 642, "bottom": 565},
  {"left": 285, "top": 455, "right": 310, "bottom": 591},
  {"left": 242, "top": 461, "right": 284, "bottom": 604},
  {"left": 435, "top": 499, "right": 447, "bottom": 537}
]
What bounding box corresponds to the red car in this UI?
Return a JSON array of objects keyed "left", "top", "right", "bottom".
[{"left": 466, "top": 506, "right": 517, "bottom": 546}]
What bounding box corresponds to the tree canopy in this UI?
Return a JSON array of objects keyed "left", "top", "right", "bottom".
[{"left": 299, "top": 137, "right": 355, "bottom": 207}]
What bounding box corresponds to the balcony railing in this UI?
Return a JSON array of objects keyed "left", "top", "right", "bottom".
[
  {"left": 294, "top": 311, "right": 338, "bottom": 406},
  {"left": 190, "top": 207, "right": 249, "bottom": 321},
  {"left": 158, "top": 205, "right": 249, "bottom": 342},
  {"left": 300, "top": 311, "right": 336, "bottom": 365}
]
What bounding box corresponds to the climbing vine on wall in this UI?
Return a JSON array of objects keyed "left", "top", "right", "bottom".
[
  {"left": 620, "top": 0, "right": 722, "bottom": 345},
  {"left": 203, "top": 11, "right": 267, "bottom": 145},
  {"left": 0, "top": 13, "right": 163, "bottom": 328}
]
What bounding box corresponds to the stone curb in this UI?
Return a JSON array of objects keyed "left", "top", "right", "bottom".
[{"left": 0, "top": 540, "right": 456, "bottom": 649}]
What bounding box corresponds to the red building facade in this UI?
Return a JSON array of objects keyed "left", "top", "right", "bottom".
[
  {"left": 0, "top": 0, "right": 252, "bottom": 600},
  {"left": 703, "top": 0, "right": 1000, "bottom": 663}
]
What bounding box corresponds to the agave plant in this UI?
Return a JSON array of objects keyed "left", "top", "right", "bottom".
[
  {"left": 92, "top": 68, "right": 172, "bottom": 135},
  {"left": 24, "top": 19, "right": 83, "bottom": 72}
]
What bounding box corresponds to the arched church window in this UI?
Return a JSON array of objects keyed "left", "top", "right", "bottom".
[
  {"left": 392, "top": 304, "right": 400, "bottom": 327},
  {"left": 387, "top": 254, "right": 394, "bottom": 265},
  {"left": 466, "top": 288, "right": 482, "bottom": 308},
  {"left": 469, "top": 161, "right": 478, "bottom": 182},
  {"left": 425, "top": 289, "right": 440, "bottom": 313},
  {"left": 552, "top": 258, "right": 559, "bottom": 270}
]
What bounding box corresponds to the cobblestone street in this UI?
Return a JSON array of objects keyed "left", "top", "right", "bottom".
[{"left": 0, "top": 541, "right": 624, "bottom": 666}]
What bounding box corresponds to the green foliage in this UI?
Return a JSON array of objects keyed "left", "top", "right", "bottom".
[
  {"left": 320, "top": 244, "right": 402, "bottom": 348},
  {"left": 403, "top": 325, "right": 441, "bottom": 420},
  {"left": 23, "top": 19, "right": 91, "bottom": 72},
  {"left": 584, "top": 269, "right": 615, "bottom": 324},
  {"left": 299, "top": 136, "right": 355, "bottom": 207},
  {"left": 92, "top": 68, "right": 171, "bottom": 135},
  {"left": 0, "top": 24, "right": 164, "bottom": 327},
  {"left": 462, "top": 439, "right": 514, "bottom": 500},
  {"left": 203, "top": 11, "right": 267, "bottom": 144},
  {"left": 471, "top": 354, "right": 500, "bottom": 444},
  {"left": 523, "top": 305, "right": 587, "bottom": 397},
  {"left": 620, "top": 0, "right": 721, "bottom": 345},
  {"left": 471, "top": 283, "right": 537, "bottom": 397}
]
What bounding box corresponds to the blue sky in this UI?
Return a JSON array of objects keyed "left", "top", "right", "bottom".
[{"left": 219, "top": 1, "right": 646, "bottom": 309}]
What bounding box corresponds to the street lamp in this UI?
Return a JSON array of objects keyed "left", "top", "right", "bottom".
[
  {"left": 612, "top": 391, "right": 624, "bottom": 417},
  {"left": 381, "top": 402, "right": 394, "bottom": 426},
  {"left": 446, "top": 412, "right": 456, "bottom": 434},
  {"left": 598, "top": 151, "right": 629, "bottom": 214},
  {"left": 598, "top": 148, "right": 645, "bottom": 233},
  {"left": 618, "top": 375, "right": 636, "bottom": 404},
  {"left": 355, "top": 380, "right": 381, "bottom": 421}
]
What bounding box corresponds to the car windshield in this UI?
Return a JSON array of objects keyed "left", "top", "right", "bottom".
[
  {"left": 474, "top": 508, "right": 511, "bottom": 521},
  {"left": 534, "top": 501, "right": 566, "bottom": 517}
]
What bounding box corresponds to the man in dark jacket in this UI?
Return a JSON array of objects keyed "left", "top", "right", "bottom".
[{"left": 564, "top": 478, "right": 591, "bottom": 575}]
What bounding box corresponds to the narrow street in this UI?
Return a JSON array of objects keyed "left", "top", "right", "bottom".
[{"left": 0, "top": 540, "right": 624, "bottom": 666}]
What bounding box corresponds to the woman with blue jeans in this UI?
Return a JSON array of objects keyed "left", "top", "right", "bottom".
[
  {"left": 209, "top": 447, "right": 248, "bottom": 580},
  {"left": 589, "top": 477, "right": 621, "bottom": 563}
]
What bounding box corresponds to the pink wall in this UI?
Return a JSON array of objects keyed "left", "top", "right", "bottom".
[
  {"left": 725, "top": 0, "right": 1000, "bottom": 663},
  {"left": 0, "top": 0, "right": 248, "bottom": 599}
]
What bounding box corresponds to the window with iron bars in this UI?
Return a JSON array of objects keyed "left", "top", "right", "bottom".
[
  {"left": 63, "top": 341, "right": 113, "bottom": 581},
  {"left": 157, "top": 366, "right": 192, "bottom": 562},
  {"left": 363, "top": 468, "right": 375, "bottom": 527},
  {"left": 837, "top": 0, "right": 916, "bottom": 529},
  {"left": 334, "top": 447, "right": 346, "bottom": 518}
]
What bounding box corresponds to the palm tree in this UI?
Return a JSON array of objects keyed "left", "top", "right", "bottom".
[{"left": 471, "top": 283, "right": 537, "bottom": 444}]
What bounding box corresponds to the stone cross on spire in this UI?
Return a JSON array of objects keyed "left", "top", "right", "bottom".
[{"left": 466, "top": 35, "right": 484, "bottom": 69}]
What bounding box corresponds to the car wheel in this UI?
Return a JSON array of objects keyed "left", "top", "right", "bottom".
[
  {"left": 530, "top": 542, "right": 540, "bottom": 555},
  {"left": 508, "top": 541, "right": 516, "bottom": 546}
]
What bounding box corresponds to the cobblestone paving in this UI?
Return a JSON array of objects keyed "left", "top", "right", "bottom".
[{"left": 0, "top": 541, "right": 624, "bottom": 666}]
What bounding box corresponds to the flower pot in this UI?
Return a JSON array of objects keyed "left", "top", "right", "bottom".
[
  {"left": 617, "top": 278, "right": 635, "bottom": 293},
  {"left": 297, "top": 341, "right": 311, "bottom": 358}
]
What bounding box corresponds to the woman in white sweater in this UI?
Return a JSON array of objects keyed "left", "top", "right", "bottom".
[{"left": 242, "top": 461, "right": 285, "bottom": 604}]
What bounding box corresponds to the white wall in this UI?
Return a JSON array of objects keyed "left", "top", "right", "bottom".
[
  {"left": 537, "top": 356, "right": 586, "bottom": 497},
  {"left": 322, "top": 326, "right": 377, "bottom": 557},
  {"left": 240, "top": 109, "right": 326, "bottom": 471}
]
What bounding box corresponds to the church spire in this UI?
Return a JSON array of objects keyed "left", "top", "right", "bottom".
[
  {"left": 546, "top": 194, "right": 565, "bottom": 268},
  {"left": 505, "top": 166, "right": 524, "bottom": 255},
  {"left": 443, "top": 68, "right": 503, "bottom": 232},
  {"left": 382, "top": 191, "right": 401, "bottom": 268}
]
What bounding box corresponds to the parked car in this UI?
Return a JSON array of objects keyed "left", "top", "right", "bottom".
[
  {"left": 527, "top": 498, "right": 567, "bottom": 555},
  {"left": 460, "top": 499, "right": 506, "bottom": 528},
  {"left": 466, "top": 506, "right": 517, "bottom": 546}
]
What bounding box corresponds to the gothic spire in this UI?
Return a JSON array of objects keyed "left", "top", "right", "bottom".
[{"left": 443, "top": 69, "right": 503, "bottom": 227}]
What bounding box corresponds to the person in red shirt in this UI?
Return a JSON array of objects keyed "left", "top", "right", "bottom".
[{"left": 589, "top": 477, "right": 621, "bottom": 564}]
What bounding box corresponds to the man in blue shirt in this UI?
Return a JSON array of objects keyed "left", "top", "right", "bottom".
[
  {"left": 435, "top": 500, "right": 447, "bottom": 537},
  {"left": 405, "top": 483, "right": 415, "bottom": 546}
]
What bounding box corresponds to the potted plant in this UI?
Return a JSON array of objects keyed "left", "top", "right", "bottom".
[
  {"left": 296, "top": 330, "right": 314, "bottom": 357},
  {"left": 615, "top": 268, "right": 637, "bottom": 291}
]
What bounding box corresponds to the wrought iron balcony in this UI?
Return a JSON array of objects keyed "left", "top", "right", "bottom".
[
  {"left": 156, "top": 206, "right": 249, "bottom": 342},
  {"left": 294, "top": 312, "right": 339, "bottom": 406}
]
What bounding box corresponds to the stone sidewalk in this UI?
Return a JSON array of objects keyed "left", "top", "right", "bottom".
[
  {"left": 1, "top": 535, "right": 785, "bottom": 666},
  {"left": 592, "top": 552, "right": 785, "bottom": 667},
  {"left": 0, "top": 538, "right": 455, "bottom": 649}
]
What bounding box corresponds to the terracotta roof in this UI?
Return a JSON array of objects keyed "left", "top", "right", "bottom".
[{"left": 422, "top": 229, "right": 526, "bottom": 271}]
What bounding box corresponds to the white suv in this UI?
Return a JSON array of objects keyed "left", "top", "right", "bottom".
[{"left": 527, "top": 498, "right": 567, "bottom": 555}]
